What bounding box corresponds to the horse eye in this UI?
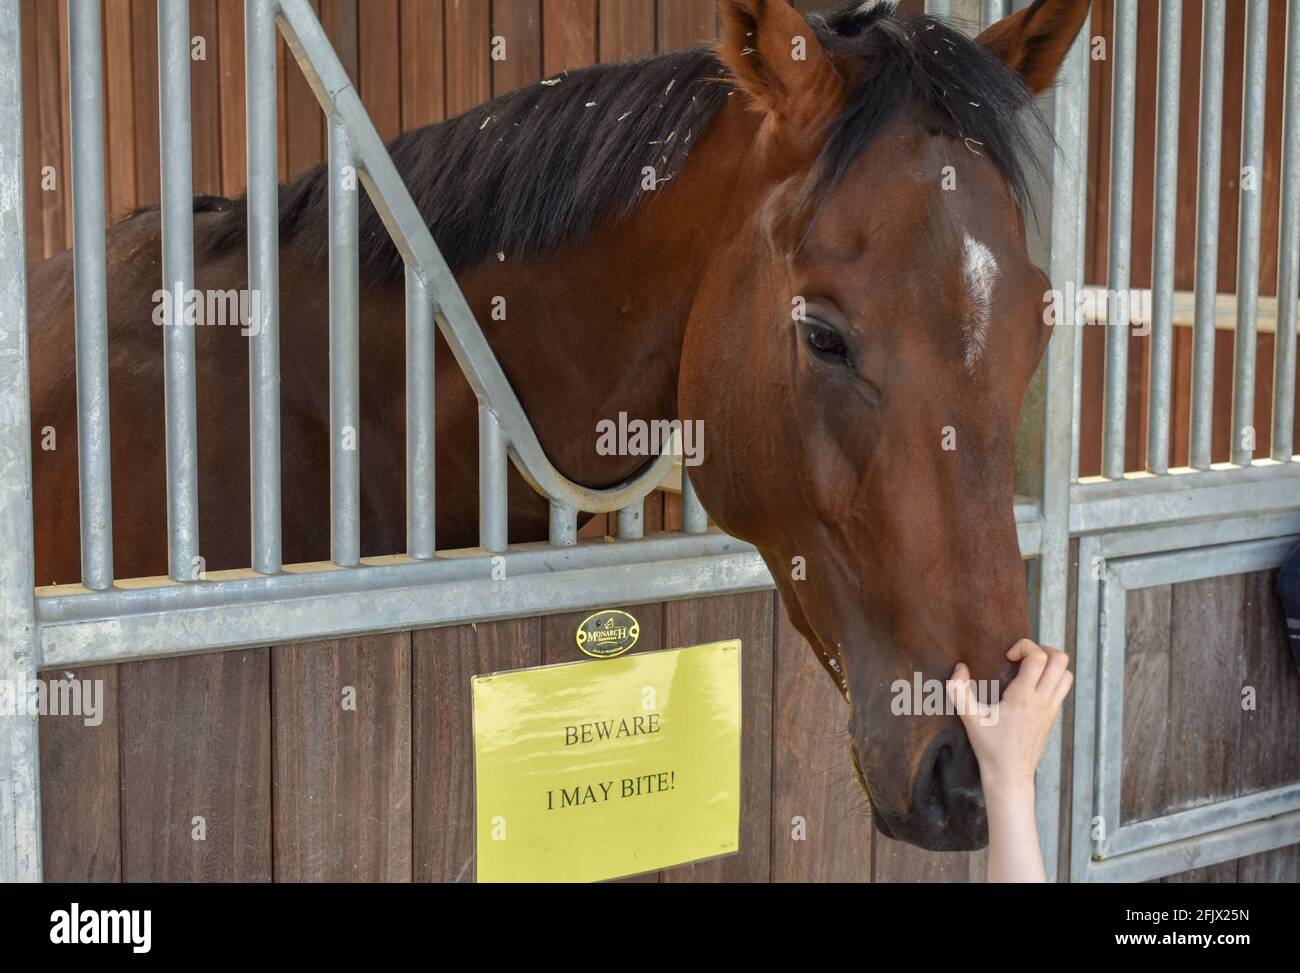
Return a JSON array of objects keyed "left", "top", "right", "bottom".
[{"left": 804, "top": 324, "right": 849, "bottom": 362}]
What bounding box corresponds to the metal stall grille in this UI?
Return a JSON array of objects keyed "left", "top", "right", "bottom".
[
  {"left": 1062, "top": 0, "right": 1300, "bottom": 882},
  {"left": 0, "top": 0, "right": 1296, "bottom": 883}
]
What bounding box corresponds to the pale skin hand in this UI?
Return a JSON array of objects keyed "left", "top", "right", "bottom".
[{"left": 946, "top": 639, "right": 1073, "bottom": 883}]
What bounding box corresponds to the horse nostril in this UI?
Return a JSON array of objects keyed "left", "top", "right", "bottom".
[{"left": 916, "top": 731, "right": 987, "bottom": 832}]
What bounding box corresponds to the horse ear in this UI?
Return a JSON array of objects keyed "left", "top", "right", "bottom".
[
  {"left": 976, "top": 0, "right": 1091, "bottom": 94},
  {"left": 716, "top": 0, "right": 844, "bottom": 156}
]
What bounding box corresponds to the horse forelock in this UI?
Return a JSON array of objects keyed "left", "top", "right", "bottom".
[{"left": 806, "top": 5, "right": 1047, "bottom": 216}]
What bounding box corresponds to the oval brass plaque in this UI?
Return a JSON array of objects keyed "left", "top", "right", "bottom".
[{"left": 576, "top": 609, "right": 640, "bottom": 659}]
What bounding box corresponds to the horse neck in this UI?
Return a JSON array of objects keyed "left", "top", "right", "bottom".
[{"left": 451, "top": 96, "right": 760, "bottom": 477}]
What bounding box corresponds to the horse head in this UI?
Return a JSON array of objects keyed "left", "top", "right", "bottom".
[{"left": 679, "top": 0, "right": 1089, "bottom": 850}]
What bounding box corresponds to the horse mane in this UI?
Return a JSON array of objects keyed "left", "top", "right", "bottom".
[{"left": 201, "top": 1, "right": 1043, "bottom": 279}]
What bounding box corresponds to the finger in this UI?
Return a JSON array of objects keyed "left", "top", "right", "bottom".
[
  {"left": 1049, "top": 669, "right": 1074, "bottom": 710},
  {"left": 1038, "top": 647, "right": 1071, "bottom": 693},
  {"left": 1010, "top": 639, "right": 1048, "bottom": 689},
  {"left": 1005, "top": 637, "right": 1042, "bottom": 663},
  {"left": 946, "top": 675, "right": 982, "bottom": 721}
]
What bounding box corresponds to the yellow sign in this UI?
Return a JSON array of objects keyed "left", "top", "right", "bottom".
[{"left": 472, "top": 641, "right": 741, "bottom": 883}]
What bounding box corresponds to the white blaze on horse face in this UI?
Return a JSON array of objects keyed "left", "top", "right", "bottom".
[{"left": 961, "top": 233, "right": 998, "bottom": 372}]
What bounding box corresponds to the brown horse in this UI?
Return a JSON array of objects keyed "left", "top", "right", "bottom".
[{"left": 26, "top": 0, "right": 1089, "bottom": 850}]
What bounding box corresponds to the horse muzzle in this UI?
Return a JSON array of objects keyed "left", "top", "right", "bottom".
[{"left": 851, "top": 724, "right": 990, "bottom": 852}]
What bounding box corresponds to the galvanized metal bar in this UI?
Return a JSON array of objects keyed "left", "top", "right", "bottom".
[
  {"left": 549, "top": 502, "right": 577, "bottom": 547},
  {"left": 1107, "top": 782, "right": 1300, "bottom": 857},
  {"left": 681, "top": 470, "right": 709, "bottom": 534},
  {"left": 35, "top": 516, "right": 1054, "bottom": 669},
  {"left": 1101, "top": 0, "right": 1138, "bottom": 480},
  {"left": 1071, "top": 462, "right": 1300, "bottom": 534},
  {"left": 982, "top": 0, "right": 1009, "bottom": 29},
  {"left": 1069, "top": 534, "right": 1103, "bottom": 883},
  {"left": 1070, "top": 275, "right": 1085, "bottom": 480},
  {"left": 1108, "top": 534, "right": 1297, "bottom": 591},
  {"left": 478, "top": 406, "right": 508, "bottom": 553},
  {"left": 247, "top": 0, "right": 282, "bottom": 575},
  {"left": 274, "top": 0, "right": 674, "bottom": 516},
  {"left": 1231, "top": 0, "right": 1269, "bottom": 467},
  {"left": 924, "top": 0, "right": 951, "bottom": 18},
  {"left": 1276, "top": 0, "right": 1300, "bottom": 462},
  {"left": 68, "top": 0, "right": 114, "bottom": 591},
  {"left": 38, "top": 537, "right": 774, "bottom": 669},
  {"left": 1095, "top": 577, "right": 1126, "bottom": 854},
  {"left": 0, "top": 0, "right": 42, "bottom": 882},
  {"left": 1097, "top": 508, "right": 1300, "bottom": 562},
  {"left": 1034, "top": 13, "right": 1090, "bottom": 880},
  {"left": 1146, "top": 0, "right": 1182, "bottom": 475},
  {"left": 1084, "top": 810, "right": 1300, "bottom": 882},
  {"left": 159, "top": 0, "right": 201, "bottom": 582},
  {"left": 329, "top": 118, "right": 361, "bottom": 567},
  {"left": 406, "top": 268, "right": 436, "bottom": 559},
  {"left": 1190, "top": 0, "right": 1228, "bottom": 469},
  {"left": 1070, "top": 28, "right": 1090, "bottom": 485},
  {"left": 618, "top": 503, "right": 644, "bottom": 540}
]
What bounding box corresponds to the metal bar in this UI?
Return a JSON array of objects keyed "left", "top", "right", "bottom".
[
  {"left": 681, "top": 470, "right": 709, "bottom": 534},
  {"left": 1231, "top": 0, "right": 1269, "bottom": 467},
  {"left": 0, "top": 0, "right": 42, "bottom": 882},
  {"left": 1106, "top": 782, "right": 1300, "bottom": 857},
  {"left": 1190, "top": 0, "right": 1228, "bottom": 469},
  {"left": 1101, "top": 0, "right": 1138, "bottom": 479},
  {"left": 982, "top": 0, "right": 1009, "bottom": 30},
  {"left": 159, "top": 0, "right": 201, "bottom": 582},
  {"left": 1070, "top": 463, "right": 1300, "bottom": 534},
  {"left": 38, "top": 540, "right": 772, "bottom": 670},
  {"left": 1095, "top": 578, "right": 1126, "bottom": 855},
  {"left": 618, "top": 503, "right": 644, "bottom": 540},
  {"left": 924, "top": 0, "right": 951, "bottom": 18},
  {"left": 1035, "top": 12, "right": 1089, "bottom": 881},
  {"left": 247, "top": 0, "right": 282, "bottom": 575},
  {"left": 38, "top": 499, "right": 1044, "bottom": 606},
  {"left": 1069, "top": 535, "right": 1103, "bottom": 883},
  {"left": 1083, "top": 810, "right": 1300, "bottom": 883},
  {"left": 68, "top": 0, "right": 114, "bottom": 591},
  {"left": 1147, "top": 0, "right": 1182, "bottom": 475},
  {"left": 1096, "top": 509, "right": 1300, "bottom": 562},
  {"left": 329, "top": 118, "right": 361, "bottom": 566},
  {"left": 406, "top": 268, "right": 436, "bottom": 559},
  {"left": 1108, "top": 535, "right": 1296, "bottom": 591},
  {"left": 478, "top": 406, "right": 508, "bottom": 553},
  {"left": 1070, "top": 100, "right": 1090, "bottom": 487},
  {"left": 36, "top": 512, "right": 1050, "bottom": 667},
  {"left": 1273, "top": 0, "right": 1300, "bottom": 462},
  {"left": 549, "top": 502, "right": 577, "bottom": 547}
]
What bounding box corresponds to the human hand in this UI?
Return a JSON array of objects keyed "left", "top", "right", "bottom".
[{"left": 946, "top": 638, "right": 1073, "bottom": 792}]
